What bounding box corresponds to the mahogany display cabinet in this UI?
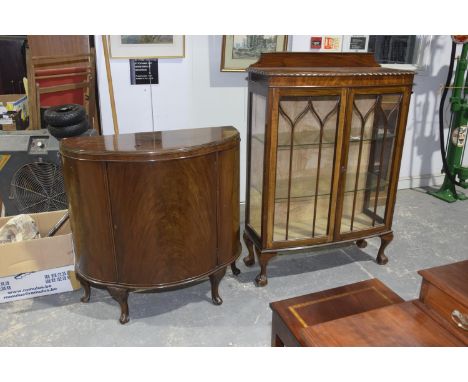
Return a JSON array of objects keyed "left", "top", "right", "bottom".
[
  {"left": 242, "top": 53, "right": 415, "bottom": 286},
  {"left": 61, "top": 126, "right": 241, "bottom": 323}
]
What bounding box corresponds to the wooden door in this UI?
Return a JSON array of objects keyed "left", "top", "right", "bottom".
[
  {"left": 266, "top": 88, "right": 347, "bottom": 249},
  {"left": 336, "top": 86, "right": 411, "bottom": 241}
]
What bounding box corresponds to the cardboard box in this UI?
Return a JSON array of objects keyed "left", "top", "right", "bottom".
[
  {"left": 0, "top": 94, "right": 29, "bottom": 131},
  {"left": 0, "top": 110, "right": 28, "bottom": 131},
  {"left": 0, "top": 210, "right": 80, "bottom": 303}
]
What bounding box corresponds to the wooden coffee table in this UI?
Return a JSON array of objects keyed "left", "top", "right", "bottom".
[{"left": 270, "top": 260, "right": 468, "bottom": 346}]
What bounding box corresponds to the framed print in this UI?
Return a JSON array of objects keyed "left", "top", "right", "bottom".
[
  {"left": 342, "top": 35, "right": 369, "bottom": 52},
  {"left": 321, "top": 36, "right": 342, "bottom": 52},
  {"left": 109, "top": 35, "right": 185, "bottom": 59},
  {"left": 221, "top": 35, "right": 288, "bottom": 72}
]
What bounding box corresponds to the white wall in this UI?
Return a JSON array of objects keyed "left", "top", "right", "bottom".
[
  {"left": 96, "top": 35, "right": 462, "bottom": 202},
  {"left": 95, "top": 35, "right": 248, "bottom": 198}
]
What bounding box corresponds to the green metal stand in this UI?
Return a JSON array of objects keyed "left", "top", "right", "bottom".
[{"left": 428, "top": 42, "right": 468, "bottom": 202}]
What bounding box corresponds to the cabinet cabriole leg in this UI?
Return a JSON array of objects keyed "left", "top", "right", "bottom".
[
  {"left": 209, "top": 267, "right": 227, "bottom": 305},
  {"left": 243, "top": 232, "right": 256, "bottom": 266},
  {"left": 377, "top": 232, "right": 393, "bottom": 265},
  {"left": 107, "top": 286, "right": 130, "bottom": 324},
  {"left": 255, "top": 250, "right": 277, "bottom": 287},
  {"left": 77, "top": 274, "right": 91, "bottom": 303},
  {"left": 356, "top": 239, "right": 367, "bottom": 249}
]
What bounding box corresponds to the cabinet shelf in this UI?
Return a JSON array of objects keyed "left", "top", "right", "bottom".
[
  {"left": 252, "top": 171, "right": 388, "bottom": 201},
  {"left": 252, "top": 130, "right": 395, "bottom": 150}
]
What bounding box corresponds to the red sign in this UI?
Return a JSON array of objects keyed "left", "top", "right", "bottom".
[{"left": 310, "top": 37, "right": 322, "bottom": 49}]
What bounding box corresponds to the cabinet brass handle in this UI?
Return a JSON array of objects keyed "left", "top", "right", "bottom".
[{"left": 451, "top": 310, "right": 468, "bottom": 331}]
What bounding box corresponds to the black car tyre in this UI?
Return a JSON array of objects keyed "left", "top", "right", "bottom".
[
  {"left": 44, "top": 104, "right": 86, "bottom": 127},
  {"left": 47, "top": 119, "right": 89, "bottom": 139}
]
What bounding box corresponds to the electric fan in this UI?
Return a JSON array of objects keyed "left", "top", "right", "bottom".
[
  {"left": 0, "top": 129, "right": 66, "bottom": 216},
  {"left": 10, "top": 161, "right": 67, "bottom": 213}
]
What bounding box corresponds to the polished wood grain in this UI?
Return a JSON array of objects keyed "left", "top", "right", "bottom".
[
  {"left": 244, "top": 52, "right": 414, "bottom": 286},
  {"left": 300, "top": 301, "right": 463, "bottom": 347},
  {"left": 61, "top": 126, "right": 241, "bottom": 324},
  {"left": 107, "top": 155, "right": 218, "bottom": 286},
  {"left": 418, "top": 260, "right": 468, "bottom": 344},
  {"left": 419, "top": 260, "right": 468, "bottom": 308},
  {"left": 60, "top": 126, "right": 239, "bottom": 161},
  {"left": 271, "top": 261, "right": 468, "bottom": 346},
  {"left": 270, "top": 279, "right": 403, "bottom": 346},
  {"left": 61, "top": 158, "right": 117, "bottom": 282},
  {"left": 250, "top": 52, "right": 380, "bottom": 68}
]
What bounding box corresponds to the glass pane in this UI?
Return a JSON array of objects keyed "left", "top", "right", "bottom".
[
  {"left": 340, "top": 93, "right": 402, "bottom": 233},
  {"left": 273, "top": 95, "right": 339, "bottom": 241},
  {"left": 248, "top": 93, "right": 266, "bottom": 236},
  {"left": 368, "top": 36, "right": 417, "bottom": 65}
]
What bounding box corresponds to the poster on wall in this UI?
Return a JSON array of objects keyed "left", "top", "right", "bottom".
[
  {"left": 310, "top": 36, "right": 322, "bottom": 50},
  {"left": 129, "top": 59, "right": 159, "bottom": 85},
  {"left": 342, "top": 35, "right": 369, "bottom": 52},
  {"left": 309, "top": 36, "right": 342, "bottom": 52},
  {"left": 109, "top": 35, "right": 185, "bottom": 58},
  {"left": 322, "top": 36, "right": 342, "bottom": 52}
]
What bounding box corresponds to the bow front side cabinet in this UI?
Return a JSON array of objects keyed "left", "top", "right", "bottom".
[
  {"left": 243, "top": 53, "right": 414, "bottom": 286},
  {"left": 61, "top": 126, "right": 241, "bottom": 323}
]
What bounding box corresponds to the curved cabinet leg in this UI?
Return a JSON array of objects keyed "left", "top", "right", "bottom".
[
  {"left": 230, "top": 261, "right": 241, "bottom": 276},
  {"left": 242, "top": 232, "right": 256, "bottom": 267},
  {"left": 255, "top": 249, "right": 277, "bottom": 287},
  {"left": 107, "top": 286, "right": 130, "bottom": 324},
  {"left": 356, "top": 239, "right": 367, "bottom": 249},
  {"left": 209, "top": 267, "right": 227, "bottom": 305},
  {"left": 377, "top": 232, "right": 393, "bottom": 265},
  {"left": 78, "top": 276, "right": 91, "bottom": 303}
]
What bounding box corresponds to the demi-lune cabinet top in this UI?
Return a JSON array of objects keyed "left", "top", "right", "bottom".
[{"left": 60, "top": 126, "right": 239, "bottom": 161}]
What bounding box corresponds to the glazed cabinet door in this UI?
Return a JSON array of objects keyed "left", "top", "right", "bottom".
[
  {"left": 268, "top": 89, "right": 346, "bottom": 248},
  {"left": 338, "top": 87, "right": 410, "bottom": 239}
]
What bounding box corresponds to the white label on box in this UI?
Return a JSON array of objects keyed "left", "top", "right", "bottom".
[
  {"left": 0, "top": 117, "right": 13, "bottom": 124},
  {"left": 0, "top": 265, "right": 75, "bottom": 303}
]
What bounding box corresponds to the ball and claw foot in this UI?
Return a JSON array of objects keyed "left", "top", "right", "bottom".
[
  {"left": 377, "top": 253, "right": 389, "bottom": 265},
  {"left": 119, "top": 312, "right": 130, "bottom": 325},
  {"left": 254, "top": 250, "right": 277, "bottom": 287},
  {"left": 356, "top": 239, "right": 367, "bottom": 249},
  {"left": 255, "top": 274, "right": 268, "bottom": 287},
  {"left": 243, "top": 256, "right": 255, "bottom": 267},
  {"left": 230, "top": 262, "right": 241, "bottom": 276},
  {"left": 212, "top": 295, "right": 223, "bottom": 305}
]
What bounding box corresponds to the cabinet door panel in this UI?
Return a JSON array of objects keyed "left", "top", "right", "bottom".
[
  {"left": 273, "top": 94, "right": 341, "bottom": 242},
  {"left": 340, "top": 92, "right": 403, "bottom": 235}
]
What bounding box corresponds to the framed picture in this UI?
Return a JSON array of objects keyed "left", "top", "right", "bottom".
[
  {"left": 221, "top": 35, "right": 288, "bottom": 72},
  {"left": 109, "top": 35, "right": 185, "bottom": 59},
  {"left": 342, "top": 35, "right": 369, "bottom": 52}
]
